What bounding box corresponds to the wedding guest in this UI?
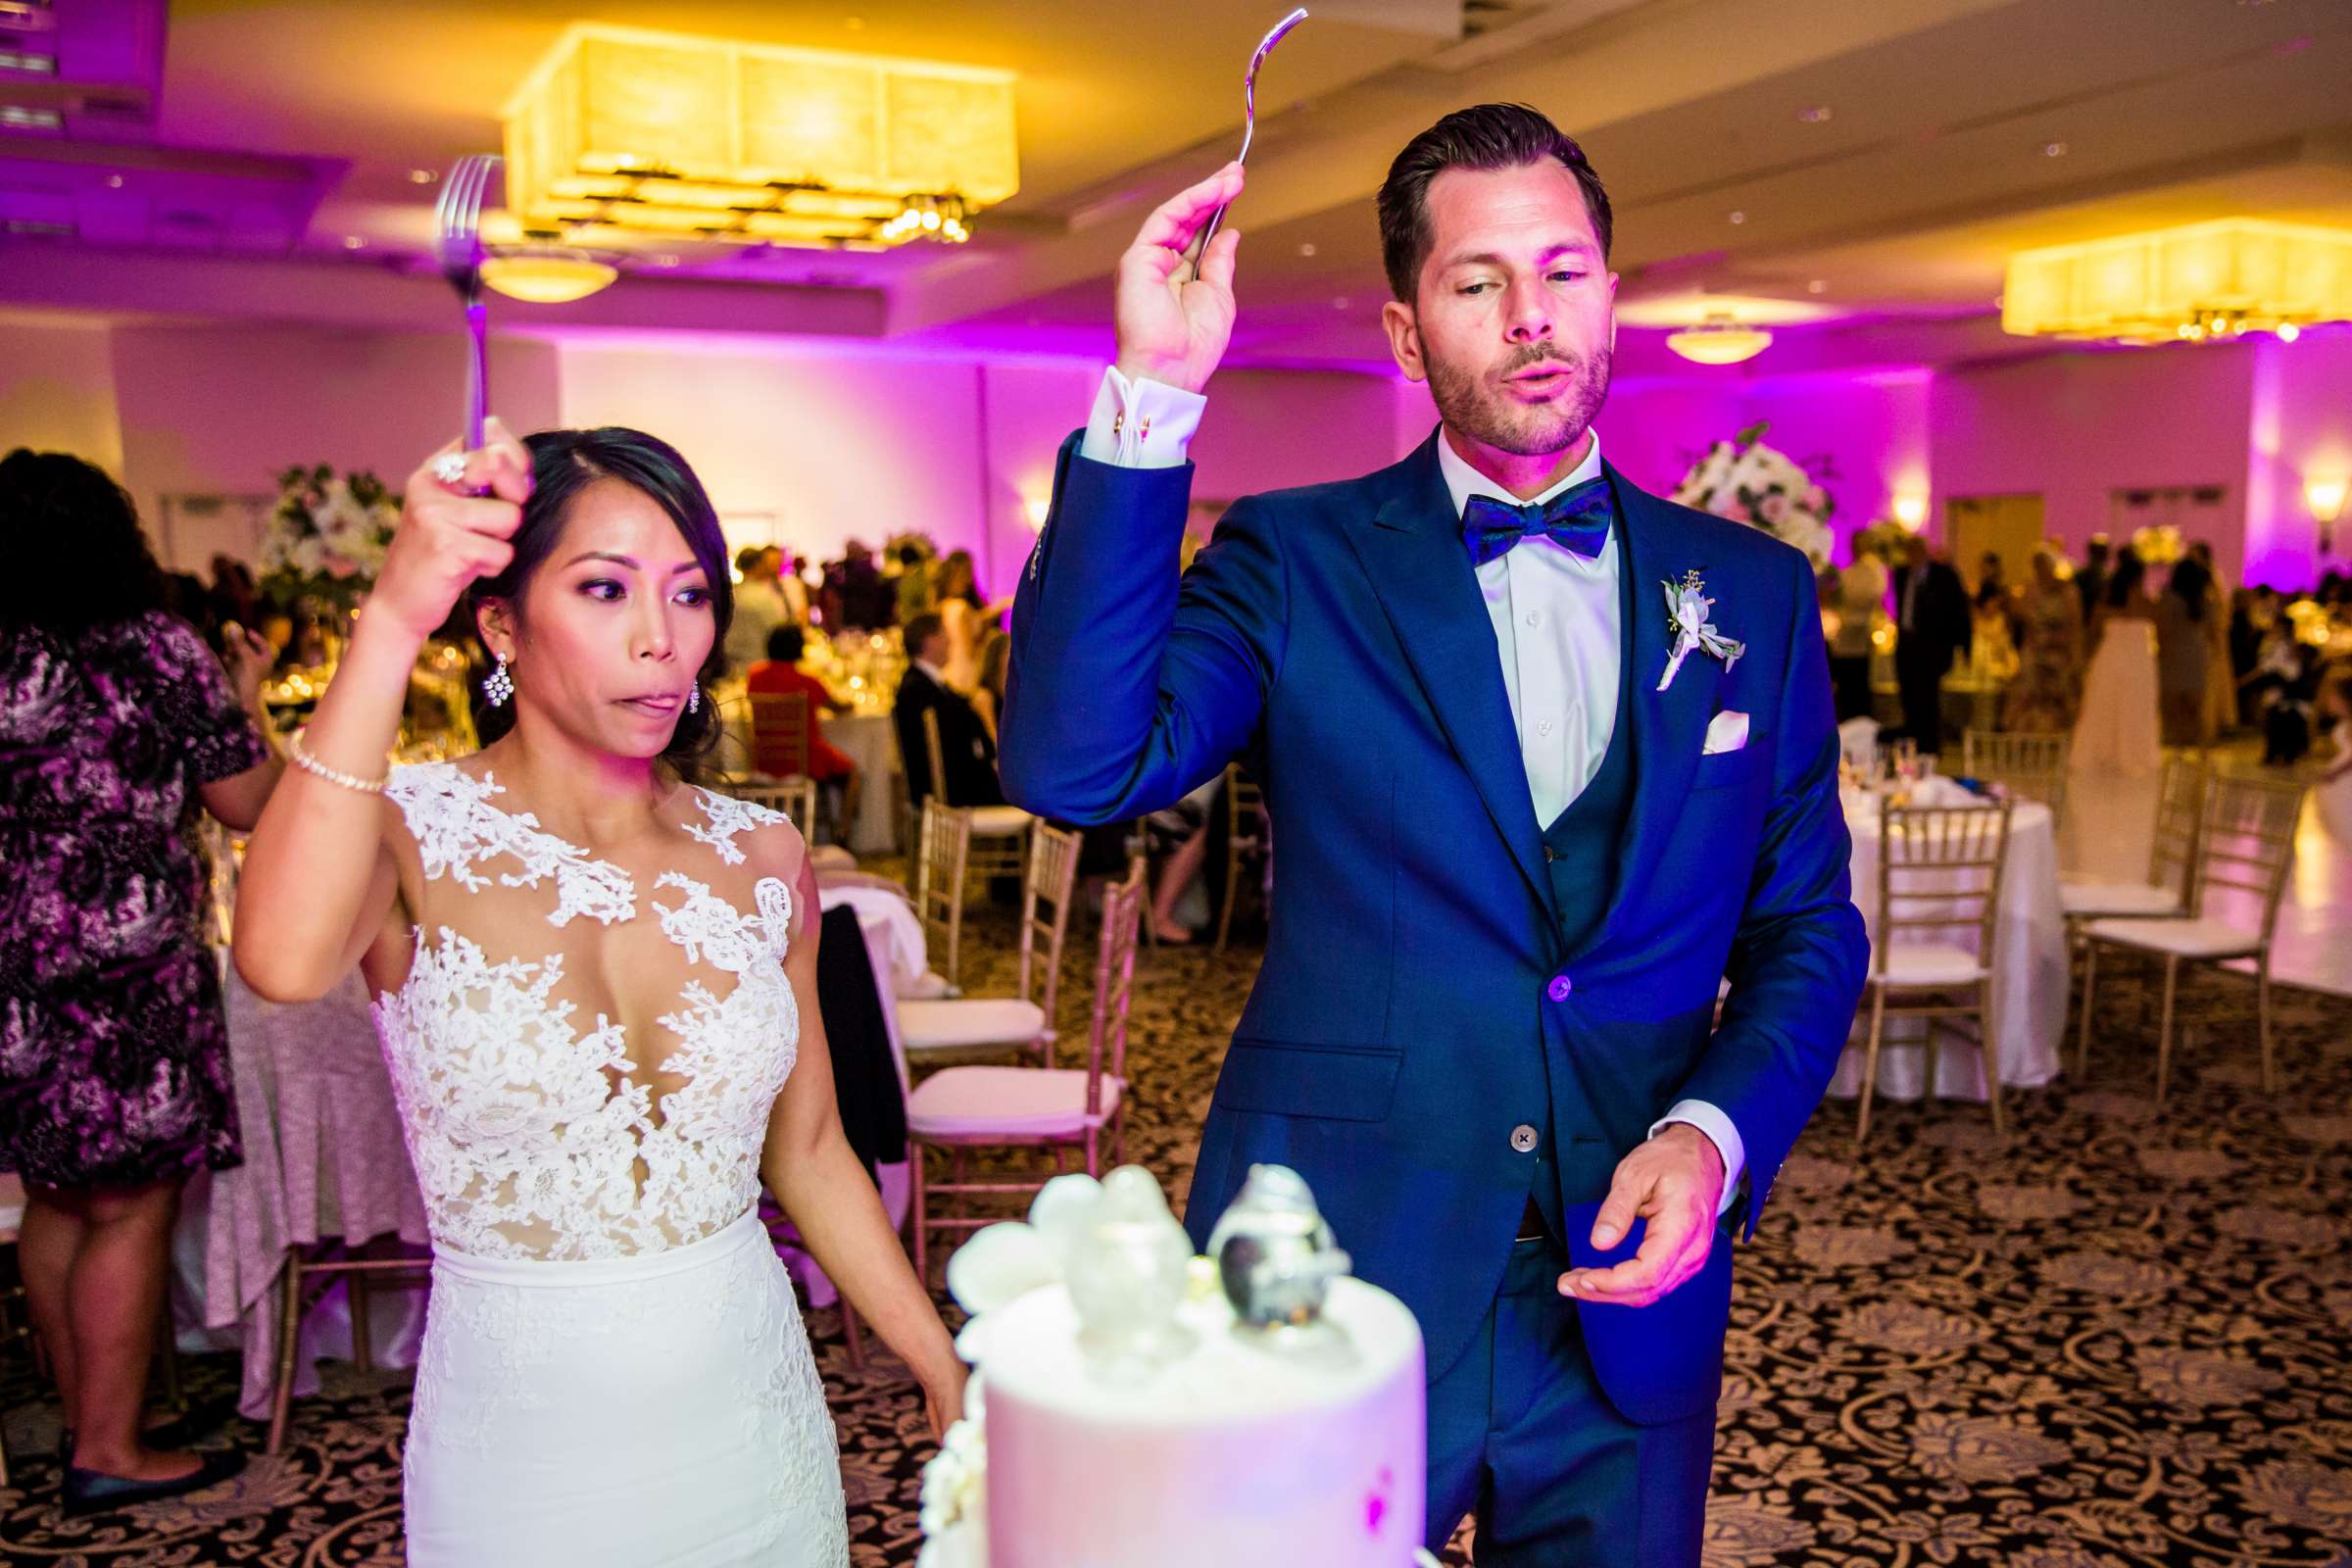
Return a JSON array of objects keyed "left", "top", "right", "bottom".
[
  {"left": 892, "top": 541, "right": 936, "bottom": 627},
  {"left": 822, "top": 541, "right": 894, "bottom": 630},
  {"left": 2003, "top": 550, "right": 2085, "bottom": 732},
  {"left": 746, "top": 623, "right": 860, "bottom": 835},
  {"left": 2251, "top": 620, "right": 2314, "bottom": 764},
  {"left": 2314, "top": 667, "right": 2352, "bottom": 843},
  {"left": 1967, "top": 575, "right": 2020, "bottom": 686},
  {"left": 723, "top": 545, "right": 790, "bottom": 674},
  {"left": 970, "top": 628, "right": 1011, "bottom": 743},
  {"left": 2188, "top": 542, "right": 2236, "bottom": 737},
  {"left": 1891, "top": 533, "right": 1972, "bottom": 754},
  {"left": 893, "top": 611, "right": 1003, "bottom": 807},
  {"left": 208, "top": 554, "right": 259, "bottom": 633},
  {"left": 775, "top": 547, "right": 812, "bottom": 627},
  {"left": 2076, "top": 549, "right": 2164, "bottom": 778},
  {"left": 1827, "top": 540, "right": 1887, "bottom": 722},
  {"left": 2156, "top": 554, "right": 2216, "bottom": 747},
  {"left": 0, "top": 449, "right": 281, "bottom": 1513},
  {"left": 2075, "top": 533, "right": 2112, "bottom": 622},
  {"left": 935, "top": 550, "right": 1014, "bottom": 695}
]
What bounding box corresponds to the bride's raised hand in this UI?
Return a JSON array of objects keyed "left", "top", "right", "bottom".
[{"left": 371, "top": 416, "right": 533, "bottom": 644}]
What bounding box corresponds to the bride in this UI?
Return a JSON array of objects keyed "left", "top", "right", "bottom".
[{"left": 232, "top": 420, "right": 961, "bottom": 1564}]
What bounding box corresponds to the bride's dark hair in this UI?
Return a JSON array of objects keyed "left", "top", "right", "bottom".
[{"left": 466, "top": 427, "right": 733, "bottom": 779}]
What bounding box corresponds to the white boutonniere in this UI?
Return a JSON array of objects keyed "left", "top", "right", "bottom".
[{"left": 1657, "top": 569, "right": 1744, "bottom": 692}]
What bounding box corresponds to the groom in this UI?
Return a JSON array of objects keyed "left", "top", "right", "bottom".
[{"left": 1001, "top": 105, "right": 1867, "bottom": 1563}]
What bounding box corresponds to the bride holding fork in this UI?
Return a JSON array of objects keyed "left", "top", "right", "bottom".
[{"left": 232, "top": 418, "right": 961, "bottom": 1564}]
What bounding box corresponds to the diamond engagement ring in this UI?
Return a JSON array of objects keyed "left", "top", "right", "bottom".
[{"left": 431, "top": 453, "right": 470, "bottom": 488}]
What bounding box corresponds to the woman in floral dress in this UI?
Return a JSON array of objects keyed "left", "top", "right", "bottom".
[
  {"left": 0, "top": 450, "right": 281, "bottom": 1513},
  {"left": 2003, "top": 550, "right": 2085, "bottom": 732}
]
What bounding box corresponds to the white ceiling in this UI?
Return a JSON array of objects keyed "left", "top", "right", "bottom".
[{"left": 2, "top": 0, "right": 2347, "bottom": 373}]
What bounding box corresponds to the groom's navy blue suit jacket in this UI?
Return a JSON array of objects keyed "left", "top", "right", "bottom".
[{"left": 1002, "top": 428, "right": 1868, "bottom": 1422}]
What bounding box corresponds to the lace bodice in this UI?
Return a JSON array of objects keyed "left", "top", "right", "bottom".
[{"left": 374, "top": 763, "right": 801, "bottom": 1261}]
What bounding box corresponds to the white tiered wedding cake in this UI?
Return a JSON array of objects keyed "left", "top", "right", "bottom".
[{"left": 919, "top": 1165, "right": 1438, "bottom": 1568}]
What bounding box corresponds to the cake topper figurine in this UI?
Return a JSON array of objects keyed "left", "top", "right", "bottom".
[{"left": 1205, "top": 1162, "right": 1354, "bottom": 1328}]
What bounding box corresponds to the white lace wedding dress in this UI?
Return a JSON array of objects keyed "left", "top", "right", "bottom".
[{"left": 374, "top": 762, "right": 848, "bottom": 1566}]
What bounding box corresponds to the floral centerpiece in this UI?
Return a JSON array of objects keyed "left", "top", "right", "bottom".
[
  {"left": 1671, "top": 423, "right": 1837, "bottom": 567},
  {"left": 258, "top": 464, "right": 401, "bottom": 613}
]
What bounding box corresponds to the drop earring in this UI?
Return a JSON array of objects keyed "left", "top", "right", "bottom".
[
  {"left": 483, "top": 656, "right": 514, "bottom": 708},
  {"left": 687, "top": 684, "right": 700, "bottom": 714}
]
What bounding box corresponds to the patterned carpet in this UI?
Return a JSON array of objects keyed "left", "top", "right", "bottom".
[{"left": 3, "top": 915, "right": 2348, "bottom": 1566}]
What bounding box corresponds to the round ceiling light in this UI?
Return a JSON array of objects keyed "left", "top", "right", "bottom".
[
  {"left": 1665, "top": 313, "right": 1773, "bottom": 365},
  {"left": 479, "top": 248, "right": 619, "bottom": 304}
]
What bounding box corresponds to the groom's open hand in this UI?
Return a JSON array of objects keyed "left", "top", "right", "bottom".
[{"left": 1559, "top": 1124, "right": 1726, "bottom": 1308}]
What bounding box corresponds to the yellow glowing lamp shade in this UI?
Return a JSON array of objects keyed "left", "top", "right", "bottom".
[
  {"left": 1665, "top": 316, "right": 1772, "bottom": 366},
  {"left": 503, "top": 23, "right": 1018, "bottom": 249},
  {"left": 479, "top": 251, "right": 618, "bottom": 304},
  {"left": 1890, "top": 494, "right": 1929, "bottom": 531},
  {"left": 2003, "top": 219, "right": 2352, "bottom": 341}
]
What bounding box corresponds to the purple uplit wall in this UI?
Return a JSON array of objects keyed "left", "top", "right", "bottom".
[{"left": 6, "top": 310, "right": 2347, "bottom": 589}]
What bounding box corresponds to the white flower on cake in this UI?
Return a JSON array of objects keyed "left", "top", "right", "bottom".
[{"left": 920, "top": 1164, "right": 1444, "bottom": 1568}]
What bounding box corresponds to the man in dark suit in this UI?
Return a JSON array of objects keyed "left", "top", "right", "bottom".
[
  {"left": 1002, "top": 105, "right": 1866, "bottom": 1564},
  {"left": 2074, "top": 534, "right": 2111, "bottom": 625},
  {"left": 1891, "top": 534, "right": 1973, "bottom": 755},
  {"left": 893, "top": 612, "right": 1003, "bottom": 808}
]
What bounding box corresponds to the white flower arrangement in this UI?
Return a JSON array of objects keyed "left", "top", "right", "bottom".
[
  {"left": 1670, "top": 422, "right": 1837, "bottom": 567},
  {"left": 259, "top": 464, "right": 401, "bottom": 612}
]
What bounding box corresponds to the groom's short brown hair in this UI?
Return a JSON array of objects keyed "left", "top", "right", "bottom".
[{"left": 1376, "top": 103, "right": 1612, "bottom": 304}]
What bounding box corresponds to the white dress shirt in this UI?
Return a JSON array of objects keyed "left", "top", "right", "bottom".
[{"left": 1077, "top": 368, "right": 1746, "bottom": 1213}]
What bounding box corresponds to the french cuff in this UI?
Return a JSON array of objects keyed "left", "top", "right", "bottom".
[
  {"left": 1651, "top": 1100, "right": 1747, "bottom": 1219},
  {"left": 1079, "top": 366, "right": 1205, "bottom": 468}
]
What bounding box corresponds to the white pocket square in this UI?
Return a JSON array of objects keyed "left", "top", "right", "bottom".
[{"left": 1702, "top": 710, "right": 1750, "bottom": 755}]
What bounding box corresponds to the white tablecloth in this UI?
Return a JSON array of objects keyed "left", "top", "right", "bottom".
[
  {"left": 827, "top": 712, "right": 902, "bottom": 856},
  {"left": 1825, "top": 791, "right": 2068, "bottom": 1102}
]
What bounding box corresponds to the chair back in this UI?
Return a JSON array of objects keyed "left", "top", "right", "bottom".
[
  {"left": 919, "top": 705, "right": 951, "bottom": 805},
  {"left": 1225, "top": 761, "right": 1268, "bottom": 850},
  {"left": 1016, "top": 823, "right": 1086, "bottom": 1023},
  {"left": 748, "top": 690, "right": 812, "bottom": 781},
  {"left": 2146, "top": 752, "right": 2208, "bottom": 906},
  {"left": 721, "top": 773, "right": 818, "bottom": 835},
  {"left": 1961, "top": 729, "right": 2070, "bottom": 824},
  {"left": 914, "top": 800, "right": 972, "bottom": 978},
  {"left": 1875, "top": 798, "right": 2014, "bottom": 974},
  {"left": 2188, "top": 771, "right": 2307, "bottom": 942},
  {"left": 1083, "top": 864, "right": 1148, "bottom": 1118}
]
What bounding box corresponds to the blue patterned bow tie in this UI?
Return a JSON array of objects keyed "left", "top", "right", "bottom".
[{"left": 1460, "top": 477, "right": 1615, "bottom": 566}]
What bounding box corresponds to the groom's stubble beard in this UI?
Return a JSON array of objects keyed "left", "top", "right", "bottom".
[{"left": 1426, "top": 339, "right": 1613, "bottom": 459}]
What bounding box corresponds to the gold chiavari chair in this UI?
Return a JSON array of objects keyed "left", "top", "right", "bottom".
[
  {"left": 1215, "top": 762, "right": 1269, "bottom": 952},
  {"left": 913, "top": 800, "right": 975, "bottom": 991},
  {"left": 1961, "top": 729, "right": 2071, "bottom": 828},
  {"left": 1855, "top": 797, "right": 2015, "bottom": 1147},
  {"left": 918, "top": 705, "right": 1032, "bottom": 897},
  {"left": 905, "top": 863, "right": 1145, "bottom": 1286},
  {"left": 901, "top": 820, "right": 1084, "bottom": 1069},
  {"left": 748, "top": 690, "right": 812, "bottom": 782},
  {"left": 720, "top": 773, "right": 819, "bottom": 841},
  {"left": 2057, "top": 752, "right": 2206, "bottom": 938},
  {"left": 2076, "top": 771, "right": 2307, "bottom": 1101}
]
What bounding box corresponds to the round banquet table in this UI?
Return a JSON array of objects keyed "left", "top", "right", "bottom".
[{"left": 1824, "top": 787, "right": 2068, "bottom": 1103}]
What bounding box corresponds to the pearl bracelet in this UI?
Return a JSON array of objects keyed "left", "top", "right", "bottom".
[{"left": 288, "top": 733, "right": 389, "bottom": 795}]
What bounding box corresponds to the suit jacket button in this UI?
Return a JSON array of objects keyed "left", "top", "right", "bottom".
[
  {"left": 1546, "top": 975, "right": 1573, "bottom": 1002},
  {"left": 1510, "top": 1124, "right": 1540, "bottom": 1153}
]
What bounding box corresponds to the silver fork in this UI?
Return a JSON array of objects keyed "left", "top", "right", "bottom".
[
  {"left": 433, "top": 154, "right": 503, "bottom": 453},
  {"left": 1188, "top": 8, "right": 1308, "bottom": 272}
]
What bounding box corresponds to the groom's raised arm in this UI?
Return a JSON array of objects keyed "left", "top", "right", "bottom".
[
  {"left": 1684, "top": 549, "right": 1870, "bottom": 1237},
  {"left": 999, "top": 385, "right": 1286, "bottom": 824},
  {"left": 998, "top": 160, "right": 1275, "bottom": 826}
]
